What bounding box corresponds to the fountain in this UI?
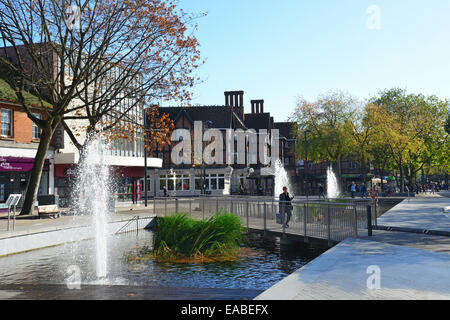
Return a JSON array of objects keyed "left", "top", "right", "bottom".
[
  {"left": 326, "top": 166, "right": 340, "bottom": 199},
  {"left": 72, "top": 135, "right": 111, "bottom": 280},
  {"left": 273, "top": 159, "right": 293, "bottom": 197}
]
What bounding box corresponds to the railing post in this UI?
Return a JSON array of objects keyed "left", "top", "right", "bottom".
[
  {"left": 164, "top": 197, "right": 167, "bottom": 216},
  {"left": 367, "top": 205, "right": 373, "bottom": 237},
  {"left": 189, "top": 198, "right": 192, "bottom": 217},
  {"left": 216, "top": 197, "right": 219, "bottom": 214},
  {"left": 136, "top": 216, "right": 139, "bottom": 234},
  {"left": 230, "top": 200, "right": 234, "bottom": 214},
  {"left": 374, "top": 200, "right": 378, "bottom": 229},
  {"left": 202, "top": 197, "right": 205, "bottom": 220},
  {"left": 354, "top": 206, "right": 358, "bottom": 238},
  {"left": 263, "top": 202, "right": 267, "bottom": 233},
  {"left": 327, "top": 203, "right": 331, "bottom": 246},
  {"left": 303, "top": 203, "right": 307, "bottom": 241},
  {"left": 175, "top": 198, "right": 179, "bottom": 213},
  {"left": 153, "top": 197, "right": 156, "bottom": 215},
  {"left": 246, "top": 200, "right": 249, "bottom": 228}
]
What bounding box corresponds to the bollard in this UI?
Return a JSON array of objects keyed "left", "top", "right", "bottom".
[{"left": 367, "top": 205, "right": 373, "bottom": 237}]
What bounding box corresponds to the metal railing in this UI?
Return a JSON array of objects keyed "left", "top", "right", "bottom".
[
  {"left": 150, "top": 196, "right": 374, "bottom": 246},
  {"left": 115, "top": 216, "right": 140, "bottom": 235}
]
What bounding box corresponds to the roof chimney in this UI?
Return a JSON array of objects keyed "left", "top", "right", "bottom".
[
  {"left": 225, "top": 91, "right": 244, "bottom": 108},
  {"left": 250, "top": 100, "right": 264, "bottom": 113}
]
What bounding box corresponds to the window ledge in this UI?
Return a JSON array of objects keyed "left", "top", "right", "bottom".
[
  {"left": 31, "top": 139, "right": 41, "bottom": 143},
  {"left": 0, "top": 136, "right": 14, "bottom": 141}
]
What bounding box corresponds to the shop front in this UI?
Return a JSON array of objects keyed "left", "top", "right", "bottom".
[{"left": 0, "top": 156, "right": 50, "bottom": 205}]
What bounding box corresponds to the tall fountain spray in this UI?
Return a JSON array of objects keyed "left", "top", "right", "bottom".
[
  {"left": 326, "top": 166, "right": 340, "bottom": 199},
  {"left": 274, "top": 159, "right": 293, "bottom": 197},
  {"left": 73, "top": 136, "right": 110, "bottom": 279}
]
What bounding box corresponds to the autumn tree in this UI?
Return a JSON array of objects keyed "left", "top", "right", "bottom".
[
  {"left": 369, "top": 88, "right": 448, "bottom": 191},
  {"left": 0, "top": 0, "right": 202, "bottom": 215},
  {"left": 291, "top": 91, "right": 357, "bottom": 179}
]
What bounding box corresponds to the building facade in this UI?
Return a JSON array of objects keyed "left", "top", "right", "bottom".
[
  {"left": 0, "top": 99, "right": 54, "bottom": 206},
  {"left": 1, "top": 44, "right": 163, "bottom": 207},
  {"left": 147, "top": 91, "right": 298, "bottom": 197}
]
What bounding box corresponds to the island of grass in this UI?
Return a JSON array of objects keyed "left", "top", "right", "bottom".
[{"left": 125, "top": 213, "right": 252, "bottom": 263}]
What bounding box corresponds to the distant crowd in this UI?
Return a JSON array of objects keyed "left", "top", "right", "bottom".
[{"left": 413, "top": 182, "right": 449, "bottom": 195}]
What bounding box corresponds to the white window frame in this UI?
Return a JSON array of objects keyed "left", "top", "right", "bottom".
[{"left": 1, "top": 109, "right": 12, "bottom": 137}]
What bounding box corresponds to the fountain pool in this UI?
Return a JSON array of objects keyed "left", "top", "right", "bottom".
[{"left": 0, "top": 231, "right": 325, "bottom": 292}]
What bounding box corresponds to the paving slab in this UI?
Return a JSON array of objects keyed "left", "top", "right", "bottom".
[{"left": 255, "top": 238, "right": 450, "bottom": 300}]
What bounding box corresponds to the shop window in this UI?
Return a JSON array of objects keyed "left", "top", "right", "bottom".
[{"left": 160, "top": 174, "right": 190, "bottom": 191}]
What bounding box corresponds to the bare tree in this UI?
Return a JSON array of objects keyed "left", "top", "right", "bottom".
[{"left": 0, "top": 0, "right": 202, "bottom": 215}]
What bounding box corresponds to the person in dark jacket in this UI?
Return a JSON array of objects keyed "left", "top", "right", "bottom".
[{"left": 279, "top": 186, "right": 294, "bottom": 228}]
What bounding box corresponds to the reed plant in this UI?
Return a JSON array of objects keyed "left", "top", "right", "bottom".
[{"left": 126, "top": 212, "right": 247, "bottom": 263}]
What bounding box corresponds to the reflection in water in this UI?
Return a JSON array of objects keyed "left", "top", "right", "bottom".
[{"left": 0, "top": 231, "right": 326, "bottom": 290}]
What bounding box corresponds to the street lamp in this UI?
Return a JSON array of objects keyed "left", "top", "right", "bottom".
[
  {"left": 201, "top": 120, "right": 213, "bottom": 195},
  {"left": 143, "top": 108, "right": 148, "bottom": 207},
  {"left": 304, "top": 130, "right": 312, "bottom": 200}
]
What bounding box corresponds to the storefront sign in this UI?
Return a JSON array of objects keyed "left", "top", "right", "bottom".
[{"left": 0, "top": 157, "right": 49, "bottom": 172}]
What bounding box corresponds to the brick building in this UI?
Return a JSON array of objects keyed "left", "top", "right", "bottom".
[
  {"left": 0, "top": 96, "right": 55, "bottom": 205},
  {"left": 146, "top": 91, "right": 298, "bottom": 197}
]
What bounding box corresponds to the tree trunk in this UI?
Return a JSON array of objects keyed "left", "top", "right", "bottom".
[
  {"left": 399, "top": 166, "right": 405, "bottom": 193},
  {"left": 20, "top": 126, "right": 54, "bottom": 215}
]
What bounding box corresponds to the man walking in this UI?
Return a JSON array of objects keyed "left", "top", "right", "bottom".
[
  {"left": 318, "top": 184, "right": 326, "bottom": 199},
  {"left": 279, "top": 186, "right": 294, "bottom": 228},
  {"left": 360, "top": 183, "right": 367, "bottom": 198},
  {"left": 351, "top": 182, "right": 356, "bottom": 199}
]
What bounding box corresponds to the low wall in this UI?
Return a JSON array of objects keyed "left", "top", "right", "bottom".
[{"left": 0, "top": 216, "right": 154, "bottom": 257}]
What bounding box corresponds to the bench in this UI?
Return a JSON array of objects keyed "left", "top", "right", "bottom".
[{"left": 38, "top": 204, "right": 61, "bottom": 219}]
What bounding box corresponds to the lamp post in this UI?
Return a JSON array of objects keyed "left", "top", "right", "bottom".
[
  {"left": 201, "top": 120, "right": 213, "bottom": 195},
  {"left": 143, "top": 108, "right": 148, "bottom": 207},
  {"left": 304, "top": 130, "right": 312, "bottom": 200}
]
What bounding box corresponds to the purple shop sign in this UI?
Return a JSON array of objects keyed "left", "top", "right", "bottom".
[{"left": 0, "top": 157, "right": 49, "bottom": 172}]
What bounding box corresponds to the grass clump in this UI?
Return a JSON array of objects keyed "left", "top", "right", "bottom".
[{"left": 127, "top": 213, "right": 247, "bottom": 263}]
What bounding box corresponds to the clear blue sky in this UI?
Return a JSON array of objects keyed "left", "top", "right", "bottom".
[{"left": 169, "top": 0, "right": 450, "bottom": 122}]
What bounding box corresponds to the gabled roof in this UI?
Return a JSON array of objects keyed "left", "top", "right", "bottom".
[{"left": 158, "top": 105, "right": 247, "bottom": 130}]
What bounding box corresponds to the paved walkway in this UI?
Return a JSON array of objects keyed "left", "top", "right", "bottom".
[
  {"left": 256, "top": 238, "right": 450, "bottom": 300},
  {"left": 377, "top": 195, "right": 450, "bottom": 234},
  {"left": 0, "top": 210, "right": 154, "bottom": 240},
  {"left": 257, "top": 193, "right": 450, "bottom": 300}
]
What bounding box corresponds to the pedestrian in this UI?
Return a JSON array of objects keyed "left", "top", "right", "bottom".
[
  {"left": 279, "top": 186, "right": 294, "bottom": 228},
  {"left": 350, "top": 182, "right": 356, "bottom": 199},
  {"left": 360, "top": 184, "right": 367, "bottom": 198},
  {"left": 318, "top": 184, "right": 325, "bottom": 199}
]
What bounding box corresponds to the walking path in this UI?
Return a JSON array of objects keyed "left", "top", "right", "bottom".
[
  {"left": 255, "top": 238, "right": 450, "bottom": 300},
  {"left": 257, "top": 192, "right": 450, "bottom": 300},
  {"left": 376, "top": 194, "right": 450, "bottom": 234}
]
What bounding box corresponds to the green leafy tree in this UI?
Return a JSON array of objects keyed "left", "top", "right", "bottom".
[{"left": 291, "top": 91, "right": 357, "bottom": 178}]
